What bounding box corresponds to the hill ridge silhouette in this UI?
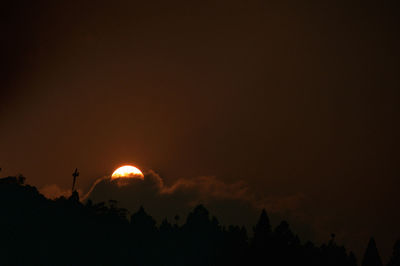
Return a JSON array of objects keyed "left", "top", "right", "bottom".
[{"left": 0, "top": 175, "right": 397, "bottom": 266}]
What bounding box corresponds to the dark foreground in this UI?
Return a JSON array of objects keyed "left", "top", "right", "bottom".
[{"left": 0, "top": 176, "right": 398, "bottom": 266}]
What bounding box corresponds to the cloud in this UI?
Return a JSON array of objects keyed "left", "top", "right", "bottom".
[
  {"left": 38, "top": 170, "right": 317, "bottom": 244},
  {"left": 86, "top": 170, "right": 310, "bottom": 232}
]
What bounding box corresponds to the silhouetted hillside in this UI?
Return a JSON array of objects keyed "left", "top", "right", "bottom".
[{"left": 0, "top": 176, "right": 396, "bottom": 266}]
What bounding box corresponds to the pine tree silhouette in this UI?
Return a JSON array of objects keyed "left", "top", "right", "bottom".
[
  {"left": 362, "top": 238, "right": 383, "bottom": 266},
  {"left": 388, "top": 240, "right": 400, "bottom": 266},
  {"left": 251, "top": 209, "right": 273, "bottom": 264},
  {"left": 253, "top": 209, "right": 271, "bottom": 243}
]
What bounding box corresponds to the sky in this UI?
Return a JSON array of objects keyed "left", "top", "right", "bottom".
[{"left": 1, "top": 0, "right": 399, "bottom": 260}]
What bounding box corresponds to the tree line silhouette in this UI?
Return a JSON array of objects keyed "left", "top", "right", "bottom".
[{"left": 0, "top": 175, "right": 398, "bottom": 266}]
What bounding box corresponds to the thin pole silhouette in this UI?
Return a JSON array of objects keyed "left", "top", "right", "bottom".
[{"left": 71, "top": 168, "right": 79, "bottom": 193}]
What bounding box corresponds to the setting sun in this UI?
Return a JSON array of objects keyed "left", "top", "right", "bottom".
[{"left": 111, "top": 165, "right": 144, "bottom": 180}]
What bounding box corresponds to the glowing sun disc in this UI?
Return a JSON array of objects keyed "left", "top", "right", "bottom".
[{"left": 111, "top": 165, "right": 144, "bottom": 180}]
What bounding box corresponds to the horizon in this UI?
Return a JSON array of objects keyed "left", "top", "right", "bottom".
[{"left": 0, "top": 167, "right": 397, "bottom": 263}]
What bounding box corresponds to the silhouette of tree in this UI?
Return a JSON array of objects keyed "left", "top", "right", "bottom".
[
  {"left": 160, "top": 218, "right": 173, "bottom": 232},
  {"left": 348, "top": 252, "right": 358, "bottom": 266},
  {"left": 181, "top": 205, "right": 223, "bottom": 266},
  {"left": 388, "top": 240, "right": 400, "bottom": 266},
  {"left": 251, "top": 209, "right": 273, "bottom": 264},
  {"left": 274, "top": 220, "right": 299, "bottom": 247},
  {"left": 0, "top": 177, "right": 378, "bottom": 266},
  {"left": 221, "top": 225, "right": 248, "bottom": 266},
  {"left": 252, "top": 209, "right": 271, "bottom": 246},
  {"left": 17, "top": 174, "right": 25, "bottom": 184},
  {"left": 130, "top": 206, "right": 157, "bottom": 231},
  {"left": 271, "top": 220, "right": 301, "bottom": 265},
  {"left": 362, "top": 238, "right": 383, "bottom": 266},
  {"left": 159, "top": 218, "right": 180, "bottom": 265},
  {"left": 320, "top": 234, "right": 354, "bottom": 266},
  {"left": 253, "top": 209, "right": 271, "bottom": 236},
  {"left": 129, "top": 206, "right": 158, "bottom": 265}
]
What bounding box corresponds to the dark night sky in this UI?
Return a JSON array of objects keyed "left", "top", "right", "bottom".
[{"left": 1, "top": 0, "right": 399, "bottom": 259}]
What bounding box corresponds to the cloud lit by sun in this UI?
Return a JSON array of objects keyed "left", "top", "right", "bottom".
[{"left": 111, "top": 165, "right": 144, "bottom": 180}]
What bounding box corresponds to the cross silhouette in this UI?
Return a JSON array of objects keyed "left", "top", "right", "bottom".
[{"left": 71, "top": 168, "right": 79, "bottom": 193}]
